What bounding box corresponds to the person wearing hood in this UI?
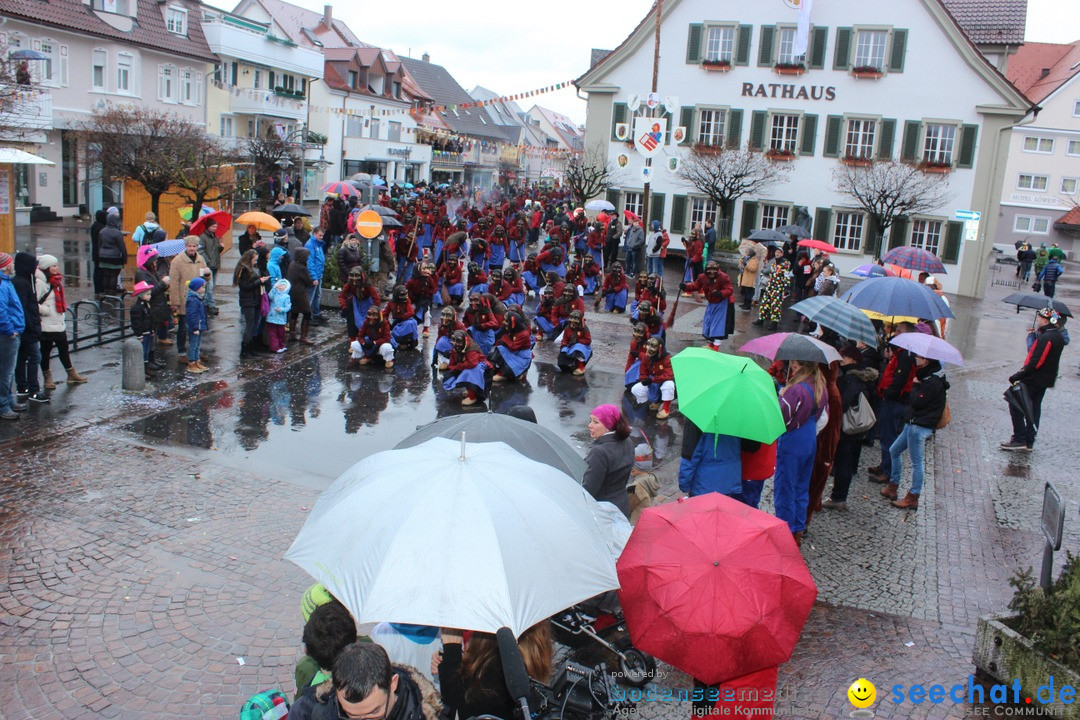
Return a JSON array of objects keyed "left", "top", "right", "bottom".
[
  {"left": 184, "top": 276, "right": 209, "bottom": 373},
  {"left": 287, "top": 247, "right": 316, "bottom": 346},
  {"left": 90, "top": 209, "right": 108, "bottom": 294},
  {"left": 168, "top": 236, "right": 210, "bottom": 355},
  {"left": 0, "top": 253, "right": 26, "bottom": 419},
  {"left": 266, "top": 278, "right": 292, "bottom": 353},
  {"left": 268, "top": 245, "right": 287, "bottom": 282},
  {"left": 131, "top": 211, "right": 166, "bottom": 246},
  {"left": 885, "top": 356, "right": 948, "bottom": 510},
  {"left": 12, "top": 252, "right": 46, "bottom": 403},
  {"left": 97, "top": 211, "right": 128, "bottom": 295},
  {"left": 36, "top": 255, "right": 87, "bottom": 388},
  {"left": 305, "top": 227, "right": 327, "bottom": 325}
]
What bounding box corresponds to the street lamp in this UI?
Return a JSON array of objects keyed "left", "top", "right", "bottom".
[{"left": 278, "top": 124, "right": 333, "bottom": 203}]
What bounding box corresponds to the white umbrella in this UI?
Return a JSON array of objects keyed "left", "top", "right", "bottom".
[
  {"left": 284, "top": 437, "right": 620, "bottom": 636},
  {"left": 584, "top": 199, "right": 616, "bottom": 212}
]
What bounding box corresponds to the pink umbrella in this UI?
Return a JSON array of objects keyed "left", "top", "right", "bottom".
[
  {"left": 797, "top": 239, "right": 838, "bottom": 253},
  {"left": 739, "top": 333, "right": 842, "bottom": 365}
]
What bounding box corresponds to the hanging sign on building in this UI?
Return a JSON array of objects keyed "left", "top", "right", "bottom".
[{"left": 633, "top": 117, "right": 668, "bottom": 158}]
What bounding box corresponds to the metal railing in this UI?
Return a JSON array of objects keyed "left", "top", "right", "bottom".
[{"left": 66, "top": 295, "right": 131, "bottom": 352}]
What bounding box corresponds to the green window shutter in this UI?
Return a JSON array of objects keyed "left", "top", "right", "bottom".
[
  {"left": 606, "top": 189, "right": 620, "bottom": 208},
  {"left": 901, "top": 120, "right": 922, "bottom": 162},
  {"left": 877, "top": 118, "right": 897, "bottom": 161},
  {"left": 649, "top": 193, "right": 666, "bottom": 227},
  {"left": 758, "top": 25, "right": 776, "bottom": 67},
  {"left": 824, "top": 115, "right": 843, "bottom": 158},
  {"left": 740, "top": 200, "right": 759, "bottom": 239},
  {"left": 727, "top": 109, "right": 743, "bottom": 148},
  {"left": 814, "top": 208, "right": 832, "bottom": 241},
  {"left": 834, "top": 27, "right": 852, "bottom": 71},
  {"left": 750, "top": 111, "right": 768, "bottom": 151},
  {"left": 671, "top": 195, "right": 688, "bottom": 234},
  {"left": 808, "top": 26, "right": 829, "bottom": 69},
  {"left": 611, "top": 102, "right": 628, "bottom": 142},
  {"left": 888, "top": 216, "right": 908, "bottom": 250},
  {"left": 957, "top": 124, "right": 978, "bottom": 168},
  {"left": 679, "top": 106, "right": 695, "bottom": 145},
  {"left": 687, "top": 24, "right": 704, "bottom": 64},
  {"left": 942, "top": 221, "right": 963, "bottom": 264},
  {"left": 735, "top": 25, "right": 753, "bottom": 66},
  {"left": 866, "top": 215, "right": 881, "bottom": 255},
  {"left": 800, "top": 114, "right": 818, "bottom": 156},
  {"left": 888, "top": 29, "right": 908, "bottom": 73}
]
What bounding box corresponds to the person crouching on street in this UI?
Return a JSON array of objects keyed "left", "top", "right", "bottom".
[
  {"left": 351, "top": 306, "right": 395, "bottom": 370},
  {"left": 184, "top": 277, "right": 209, "bottom": 373}
]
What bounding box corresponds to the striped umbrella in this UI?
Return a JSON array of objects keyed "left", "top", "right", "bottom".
[
  {"left": 881, "top": 246, "right": 947, "bottom": 275},
  {"left": 790, "top": 296, "right": 879, "bottom": 346},
  {"left": 320, "top": 181, "right": 361, "bottom": 197}
]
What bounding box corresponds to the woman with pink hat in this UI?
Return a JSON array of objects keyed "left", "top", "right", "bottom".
[{"left": 583, "top": 404, "right": 633, "bottom": 518}]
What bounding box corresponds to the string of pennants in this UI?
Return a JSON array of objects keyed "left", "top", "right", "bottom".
[{"left": 309, "top": 78, "right": 578, "bottom": 117}]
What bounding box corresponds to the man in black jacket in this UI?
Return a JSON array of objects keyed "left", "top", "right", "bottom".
[
  {"left": 1002, "top": 307, "right": 1066, "bottom": 451},
  {"left": 12, "top": 253, "right": 46, "bottom": 403}
]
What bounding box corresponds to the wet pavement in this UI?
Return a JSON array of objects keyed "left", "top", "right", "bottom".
[{"left": 1, "top": 220, "right": 1079, "bottom": 719}]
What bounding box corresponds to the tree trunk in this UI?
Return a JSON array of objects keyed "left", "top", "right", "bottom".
[{"left": 149, "top": 192, "right": 162, "bottom": 218}]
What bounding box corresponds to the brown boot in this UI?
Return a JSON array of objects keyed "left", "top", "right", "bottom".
[
  {"left": 187, "top": 362, "right": 207, "bottom": 374},
  {"left": 66, "top": 367, "right": 87, "bottom": 384},
  {"left": 892, "top": 492, "right": 920, "bottom": 509},
  {"left": 43, "top": 371, "right": 56, "bottom": 390},
  {"left": 880, "top": 483, "right": 899, "bottom": 500},
  {"left": 299, "top": 317, "right": 315, "bottom": 345}
]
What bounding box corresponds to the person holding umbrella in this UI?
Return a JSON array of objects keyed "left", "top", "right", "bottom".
[
  {"left": 583, "top": 404, "right": 634, "bottom": 517},
  {"left": 774, "top": 360, "right": 827, "bottom": 546},
  {"left": 678, "top": 418, "right": 742, "bottom": 499},
  {"left": 1002, "top": 307, "right": 1066, "bottom": 451},
  {"left": 822, "top": 347, "right": 880, "bottom": 511},
  {"left": 870, "top": 324, "right": 916, "bottom": 487},
  {"left": 196, "top": 218, "right": 224, "bottom": 315}
]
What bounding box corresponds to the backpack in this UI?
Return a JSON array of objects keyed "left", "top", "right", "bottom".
[
  {"left": 140, "top": 224, "right": 165, "bottom": 245},
  {"left": 239, "top": 689, "right": 289, "bottom": 720},
  {"left": 842, "top": 391, "right": 876, "bottom": 435}
]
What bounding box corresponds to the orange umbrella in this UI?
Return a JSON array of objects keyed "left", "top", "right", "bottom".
[{"left": 234, "top": 211, "right": 282, "bottom": 232}]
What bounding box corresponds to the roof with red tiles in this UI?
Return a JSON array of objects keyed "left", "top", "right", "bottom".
[
  {"left": 236, "top": 0, "right": 366, "bottom": 50},
  {"left": 1007, "top": 40, "right": 1080, "bottom": 103},
  {"left": 1056, "top": 206, "right": 1080, "bottom": 229}
]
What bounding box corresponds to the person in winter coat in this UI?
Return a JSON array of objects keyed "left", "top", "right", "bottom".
[
  {"left": 805, "top": 361, "right": 843, "bottom": 527},
  {"left": 238, "top": 225, "right": 261, "bottom": 256},
  {"left": 774, "top": 360, "right": 827, "bottom": 546},
  {"left": 886, "top": 356, "right": 948, "bottom": 509},
  {"left": 582, "top": 404, "right": 633, "bottom": 517},
  {"left": 822, "top": 346, "right": 880, "bottom": 510},
  {"left": 337, "top": 234, "right": 366, "bottom": 279},
  {"left": 871, "top": 324, "right": 916, "bottom": 487},
  {"left": 623, "top": 220, "right": 646, "bottom": 277},
  {"left": 268, "top": 246, "right": 287, "bottom": 282},
  {"left": 287, "top": 248, "right": 316, "bottom": 346},
  {"left": 1036, "top": 257, "right": 1064, "bottom": 298},
  {"left": 130, "top": 281, "right": 156, "bottom": 377},
  {"left": 184, "top": 277, "right": 209, "bottom": 373},
  {"left": 90, "top": 209, "right": 108, "bottom": 295},
  {"left": 1033, "top": 246, "right": 1050, "bottom": 279},
  {"left": 168, "top": 237, "right": 210, "bottom": 355},
  {"left": 11, "top": 253, "right": 45, "bottom": 403},
  {"left": 0, "top": 254, "right": 25, "bottom": 419},
  {"left": 134, "top": 246, "right": 173, "bottom": 358},
  {"left": 1017, "top": 244, "right": 1036, "bottom": 282},
  {"left": 131, "top": 211, "right": 166, "bottom": 246},
  {"left": 645, "top": 220, "right": 666, "bottom": 276},
  {"left": 97, "top": 212, "right": 127, "bottom": 295},
  {"left": 678, "top": 418, "right": 742, "bottom": 498},
  {"left": 198, "top": 219, "right": 223, "bottom": 314},
  {"left": 1002, "top": 307, "right": 1066, "bottom": 451},
  {"left": 266, "top": 278, "right": 292, "bottom": 353},
  {"left": 35, "top": 255, "right": 86, "bottom": 387},
  {"left": 305, "top": 228, "right": 327, "bottom": 324},
  {"left": 233, "top": 249, "right": 270, "bottom": 359},
  {"left": 604, "top": 217, "right": 623, "bottom": 268}
]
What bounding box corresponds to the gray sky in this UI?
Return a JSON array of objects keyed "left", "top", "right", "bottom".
[{"left": 242, "top": 0, "right": 1078, "bottom": 125}]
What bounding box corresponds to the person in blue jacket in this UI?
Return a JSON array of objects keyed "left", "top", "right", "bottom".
[
  {"left": 0, "top": 253, "right": 26, "bottom": 419},
  {"left": 305, "top": 227, "right": 327, "bottom": 325},
  {"left": 1036, "top": 257, "right": 1064, "bottom": 298},
  {"left": 678, "top": 417, "right": 743, "bottom": 498}
]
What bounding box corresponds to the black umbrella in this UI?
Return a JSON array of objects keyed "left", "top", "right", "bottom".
[
  {"left": 360, "top": 204, "right": 399, "bottom": 217},
  {"left": 1001, "top": 292, "right": 1072, "bottom": 318},
  {"left": 777, "top": 224, "right": 811, "bottom": 239},
  {"left": 381, "top": 216, "right": 404, "bottom": 228},
  {"left": 395, "top": 412, "right": 586, "bottom": 481},
  {"left": 1004, "top": 384, "right": 1038, "bottom": 432},
  {"left": 271, "top": 203, "right": 310, "bottom": 217},
  {"left": 748, "top": 228, "right": 789, "bottom": 243}
]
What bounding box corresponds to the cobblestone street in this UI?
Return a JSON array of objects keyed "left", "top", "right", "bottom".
[{"left": 1, "top": 224, "right": 1078, "bottom": 719}]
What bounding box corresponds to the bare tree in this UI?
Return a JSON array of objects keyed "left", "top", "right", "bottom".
[
  {"left": 564, "top": 143, "right": 624, "bottom": 207},
  {"left": 676, "top": 144, "right": 792, "bottom": 238},
  {"left": 832, "top": 161, "right": 954, "bottom": 257},
  {"left": 0, "top": 41, "right": 53, "bottom": 143},
  {"left": 79, "top": 104, "right": 191, "bottom": 216},
  {"left": 168, "top": 132, "right": 235, "bottom": 220}
]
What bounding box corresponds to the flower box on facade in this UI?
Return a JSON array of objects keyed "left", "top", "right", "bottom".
[
  {"left": 694, "top": 143, "right": 726, "bottom": 155},
  {"left": 774, "top": 64, "right": 805, "bottom": 76},
  {"left": 920, "top": 162, "right": 953, "bottom": 174},
  {"left": 701, "top": 60, "right": 732, "bottom": 72},
  {"left": 841, "top": 156, "right": 874, "bottom": 167},
  {"left": 973, "top": 613, "right": 1080, "bottom": 720},
  {"left": 851, "top": 66, "right": 884, "bottom": 79},
  {"left": 765, "top": 150, "right": 797, "bottom": 162}
]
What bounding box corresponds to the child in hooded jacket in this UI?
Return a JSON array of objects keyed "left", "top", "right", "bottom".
[{"left": 267, "top": 278, "right": 292, "bottom": 353}]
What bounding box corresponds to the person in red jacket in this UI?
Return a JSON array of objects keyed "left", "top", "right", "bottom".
[
  {"left": 437, "top": 252, "right": 465, "bottom": 307},
  {"left": 499, "top": 267, "right": 525, "bottom": 307},
  {"left": 635, "top": 300, "right": 665, "bottom": 342},
  {"left": 557, "top": 310, "right": 593, "bottom": 376},
  {"left": 682, "top": 228, "right": 706, "bottom": 289},
  {"left": 351, "top": 305, "right": 395, "bottom": 369},
  {"left": 487, "top": 224, "right": 508, "bottom": 273},
  {"left": 493, "top": 309, "right": 533, "bottom": 383},
  {"left": 642, "top": 273, "right": 667, "bottom": 313},
  {"left": 443, "top": 329, "right": 493, "bottom": 406},
  {"left": 600, "top": 262, "right": 629, "bottom": 313},
  {"left": 681, "top": 261, "right": 734, "bottom": 350},
  {"left": 386, "top": 285, "right": 419, "bottom": 351},
  {"left": 462, "top": 293, "right": 500, "bottom": 356},
  {"left": 624, "top": 322, "right": 649, "bottom": 388},
  {"left": 630, "top": 337, "right": 676, "bottom": 419},
  {"left": 339, "top": 268, "right": 381, "bottom": 342},
  {"left": 432, "top": 306, "right": 466, "bottom": 370},
  {"left": 406, "top": 262, "right": 438, "bottom": 337}
]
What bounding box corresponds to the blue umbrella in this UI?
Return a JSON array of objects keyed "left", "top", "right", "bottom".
[
  {"left": 403, "top": 182, "right": 415, "bottom": 189},
  {"left": 841, "top": 277, "right": 954, "bottom": 320},
  {"left": 850, "top": 263, "right": 891, "bottom": 278},
  {"left": 10, "top": 49, "right": 48, "bottom": 60},
  {"left": 790, "top": 296, "right": 879, "bottom": 346},
  {"left": 372, "top": 176, "right": 387, "bottom": 187},
  {"left": 147, "top": 239, "right": 186, "bottom": 257}
]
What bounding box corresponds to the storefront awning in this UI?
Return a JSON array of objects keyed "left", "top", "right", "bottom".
[{"left": 0, "top": 148, "right": 53, "bottom": 165}]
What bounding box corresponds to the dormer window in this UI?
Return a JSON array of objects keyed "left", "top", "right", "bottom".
[{"left": 166, "top": 5, "right": 188, "bottom": 35}]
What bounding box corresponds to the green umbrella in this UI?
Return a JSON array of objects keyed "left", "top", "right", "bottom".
[{"left": 671, "top": 348, "right": 785, "bottom": 444}]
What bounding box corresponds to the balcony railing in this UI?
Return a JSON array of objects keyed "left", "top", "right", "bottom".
[{"left": 0, "top": 86, "right": 52, "bottom": 130}]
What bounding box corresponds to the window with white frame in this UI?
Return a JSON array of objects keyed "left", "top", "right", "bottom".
[
  {"left": 1017, "top": 174, "right": 1049, "bottom": 191},
  {"left": 220, "top": 116, "right": 234, "bottom": 138},
  {"left": 117, "top": 52, "right": 132, "bottom": 93},
  {"left": 1062, "top": 178, "right": 1078, "bottom": 195},
  {"left": 345, "top": 116, "right": 363, "bottom": 137},
  {"left": 760, "top": 203, "right": 790, "bottom": 230},
  {"left": 37, "top": 39, "right": 67, "bottom": 86},
  {"left": 1014, "top": 215, "right": 1050, "bottom": 234},
  {"left": 92, "top": 48, "right": 107, "bottom": 90},
  {"left": 909, "top": 219, "right": 943, "bottom": 255},
  {"left": 1067, "top": 140, "right": 1080, "bottom": 156},
  {"left": 833, "top": 211, "right": 864, "bottom": 252},
  {"left": 923, "top": 123, "right": 957, "bottom": 164},
  {"left": 623, "top": 192, "right": 644, "bottom": 220},
  {"left": 179, "top": 68, "right": 194, "bottom": 104},
  {"left": 697, "top": 108, "right": 727, "bottom": 147},
  {"left": 769, "top": 113, "right": 800, "bottom": 154},
  {"left": 705, "top": 25, "right": 736, "bottom": 63},
  {"left": 690, "top": 197, "right": 716, "bottom": 232},
  {"left": 776, "top": 27, "right": 805, "bottom": 66},
  {"left": 1022, "top": 137, "right": 1054, "bottom": 153},
  {"left": 854, "top": 29, "right": 888, "bottom": 70},
  {"left": 845, "top": 118, "right": 876, "bottom": 159},
  {"left": 253, "top": 69, "right": 261, "bottom": 90},
  {"left": 166, "top": 6, "right": 188, "bottom": 35},
  {"left": 159, "top": 64, "right": 176, "bottom": 103},
  {"left": 388, "top": 122, "right": 402, "bottom": 142}
]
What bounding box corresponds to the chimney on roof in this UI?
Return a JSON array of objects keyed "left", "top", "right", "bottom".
[
  {"left": 422, "top": 52, "right": 430, "bottom": 63},
  {"left": 322, "top": 5, "right": 332, "bottom": 28}
]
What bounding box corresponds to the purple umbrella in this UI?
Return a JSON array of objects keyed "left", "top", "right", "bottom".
[
  {"left": 739, "top": 332, "right": 842, "bottom": 365},
  {"left": 851, "top": 264, "right": 892, "bottom": 278},
  {"left": 889, "top": 333, "right": 964, "bottom": 366}
]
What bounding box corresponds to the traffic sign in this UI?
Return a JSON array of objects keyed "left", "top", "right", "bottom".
[
  {"left": 955, "top": 209, "right": 981, "bottom": 221},
  {"left": 356, "top": 210, "right": 383, "bottom": 239}
]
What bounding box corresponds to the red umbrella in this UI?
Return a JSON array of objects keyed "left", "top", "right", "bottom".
[
  {"left": 797, "top": 238, "right": 838, "bottom": 253},
  {"left": 623, "top": 209, "right": 641, "bottom": 223},
  {"left": 190, "top": 210, "right": 232, "bottom": 238},
  {"left": 617, "top": 493, "right": 816, "bottom": 685}
]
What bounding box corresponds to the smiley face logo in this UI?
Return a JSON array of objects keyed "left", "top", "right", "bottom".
[{"left": 847, "top": 679, "right": 876, "bottom": 708}]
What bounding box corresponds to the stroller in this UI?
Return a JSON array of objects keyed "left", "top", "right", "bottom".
[{"left": 551, "top": 593, "right": 656, "bottom": 687}]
